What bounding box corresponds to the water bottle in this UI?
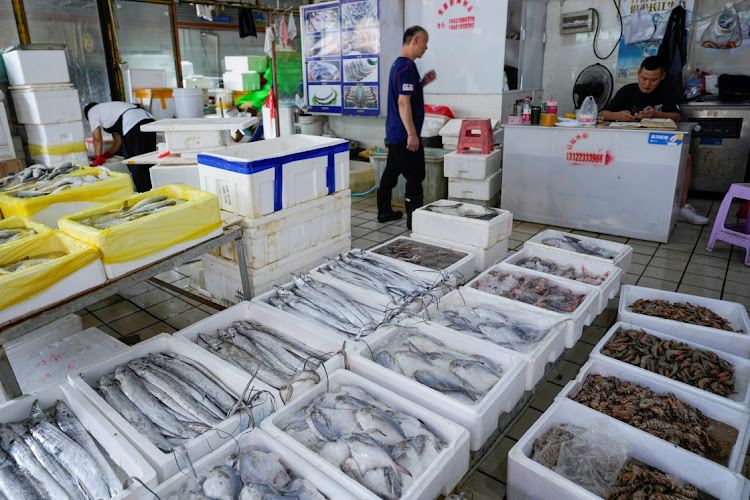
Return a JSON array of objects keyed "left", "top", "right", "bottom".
[{"left": 522, "top": 96, "right": 532, "bottom": 124}]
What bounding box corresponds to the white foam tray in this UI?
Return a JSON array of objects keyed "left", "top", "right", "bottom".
[
  {"left": 448, "top": 169, "right": 502, "bottom": 201},
  {"left": 412, "top": 199, "right": 513, "bottom": 248},
  {"left": 0, "top": 259, "right": 107, "bottom": 326},
  {"left": 503, "top": 246, "right": 623, "bottom": 316},
  {"left": 174, "top": 301, "right": 347, "bottom": 404},
  {"left": 591, "top": 321, "right": 750, "bottom": 411},
  {"left": 368, "top": 236, "right": 476, "bottom": 285},
  {"left": 443, "top": 148, "right": 503, "bottom": 180},
  {"left": 618, "top": 285, "right": 750, "bottom": 358},
  {"left": 0, "top": 382, "right": 156, "bottom": 499},
  {"left": 152, "top": 427, "right": 353, "bottom": 499},
  {"left": 68, "top": 333, "right": 277, "bottom": 482},
  {"left": 524, "top": 229, "right": 633, "bottom": 272},
  {"left": 557, "top": 357, "right": 750, "bottom": 473},
  {"left": 260, "top": 369, "right": 470, "bottom": 500},
  {"left": 349, "top": 320, "right": 526, "bottom": 450},
  {"left": 507, "top": 398, "right": 749, "bottom": 500},
  {"left": 104, "top": 226, "right": 222, "bottom": 280},
  {"left": 466, "top": 262, "right": 599, "bottom": 344},
  {"left": 411, "top": 232, "right": 508, "bottom": 273},
  {"left": 423, "top": 288, "right": 569, "bottom": 390}
]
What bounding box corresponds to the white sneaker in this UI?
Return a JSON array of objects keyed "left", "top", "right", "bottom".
[{"left": 679, "top": 204, "right": 710, "bottom": 225}]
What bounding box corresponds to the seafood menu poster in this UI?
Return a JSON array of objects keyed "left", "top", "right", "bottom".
[{"left": 302, "top": 0, "right": 381, "bottom": 116}]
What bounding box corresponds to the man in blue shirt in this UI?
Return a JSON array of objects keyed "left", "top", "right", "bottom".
[{"left": 378, "top": 26, "right": 436, "bottom": 229}]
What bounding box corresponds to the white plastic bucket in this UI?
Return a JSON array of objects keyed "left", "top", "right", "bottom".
[
  {"left": 299, "top": 114, "right": 324, "bottom": 135},
  {"left": 172, "top": 88, "right": 204, "bottom": 118}
]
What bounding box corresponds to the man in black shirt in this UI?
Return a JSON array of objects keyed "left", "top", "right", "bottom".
[{"left": 599, "top": 56, "right": 708, "bottom": 225}]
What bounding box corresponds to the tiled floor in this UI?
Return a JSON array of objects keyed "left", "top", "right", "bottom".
[{"left": 74, "top": 193, "right": 750, "bottom": 498}]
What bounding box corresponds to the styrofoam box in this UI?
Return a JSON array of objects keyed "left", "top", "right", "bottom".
[
  {"left": 506, "top": 398, "right": 748, "bottom": 500},
  {"left": 443, "top": 148, "right": 502, "bottom": 180},
  {"left": 152, "top": 428, "right": 352, "bottom": 499},
  {"left": 411, "top": 232, "right": 508, "bottom": 273},
  {"left": 349, "top": 321, "right": 526, "bottom": 450},
  {"left": 149, "top": 164, "right": 200, "bottom": 190},
  {"left": 448, "top": 169, "right": 502, "bottom": 201},
  {"left": 31, "top": 150, "right": 89, "bottom": 169},
  {"left": 558, "top": 357, "right": 750, "bottom": 473},
  {"left": 68, "top": 333, "right": 277, "bottom": 482},
  {"left": 224, "top": 55, "right": 268, "bottom": 73},
  {"left": 218, "top": 189, "right": 351, "bottom": 268},
  {"left": 103, "top": 226, "right": 222, "bottom": 280},
  {"left": 222, "top": 71, "right": 261, "bottom": 92},
  {"left": 524, "top": 229, "right": 633, "bottom": 273},
  {"left": 0, "top": 258, "right": 106, "bottom": 326},
  {"left": 308, "top": 248, "right": 459, "bottom": 313},
  {"left": 503, "top": 246, "right": 623, "bottom": 316},
  {"left": 175, "top": 301, "right": 347, "bottom": 404},
  {"left": 2, "top": 48, "right": 70, "bottom": 86},
  {"left": 618, "top": 285, "right": 750, "bottom": 358},
  {"left": 140, "top": 117, "right": 256, "bottom": 154},
  {"left": 25, "top": 120, "right": 85, "bottom": 146},
  {"left": 368, "top": 236, "right": 476, "bottom": 285},
  {"left": 4, "top": 313, "right": 82, "bottom": 355},
  {"left": 412, "top": 199, "right": 513, "bottom": 248},
  {"left": 260, "top": 369, "right": 470, "bottom": 500},
  {"left": 591, "top": 321, "right": 750, "bottom": 410},
  {"left": 423, "top": 287, "right": 569, "bottom": 390},
  {"left": 467, "top": 262, "right": 599, "bottom": 343},
  {"left": 197, "top": 135, "right": 350, "bottom": 218},
  {"left": 0, "top": 382, "right": 156, "bottom": 499},
  {"left": 9, "top": 84, "right": 82, "bottom": 125},
  {"left": 202, "top": 232, "right": 351, "bottom": 303}
]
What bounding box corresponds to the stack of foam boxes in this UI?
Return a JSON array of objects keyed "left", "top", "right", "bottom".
[
  {"left": 197, "top": 135, "right": 352, "bottom": 304},
  {"left": 444, "top": 144, "right": 503, "bottom": 207},
  {"left": 2, "top": 45, "right": 88, "bottom": 167},
  {"left": 222, "top": 55, "right": 266, "bottom": 96}
]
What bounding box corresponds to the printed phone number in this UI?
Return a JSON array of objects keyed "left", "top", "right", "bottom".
[{"left": 566, "top": 152, "right": 604, "bottom": 163}]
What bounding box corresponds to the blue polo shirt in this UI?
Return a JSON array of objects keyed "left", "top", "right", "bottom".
[{"left": 385, "top": 57, "right": 424, "bottom": 145}]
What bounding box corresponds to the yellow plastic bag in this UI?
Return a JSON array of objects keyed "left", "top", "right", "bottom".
[
  {"left": 0, "top": 217, "right": 52, "bottom": 250},
  {"left": 58, "top": 184, "right": 222, "bottom": 265},
  {"left": 0, "top": 232, "right": 101, "bottom": 311},
  {"left": 0, "top": 168, "right": 134, "bottom": 219}
]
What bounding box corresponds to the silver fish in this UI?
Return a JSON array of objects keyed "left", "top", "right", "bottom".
[{"left": 0, "top": 447, "right": 43, "bottom": 500}]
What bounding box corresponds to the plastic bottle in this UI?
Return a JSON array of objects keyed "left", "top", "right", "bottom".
[
  {"left": 718, "top": 2, "right": 737, "bottom": 30},
  {"left": 522, "top": 96, "right": 532, "bottom": 124}
]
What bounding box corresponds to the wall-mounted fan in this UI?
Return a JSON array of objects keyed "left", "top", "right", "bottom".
[{"left": 573, "top": 63, "right": 614, "bottom": 110}]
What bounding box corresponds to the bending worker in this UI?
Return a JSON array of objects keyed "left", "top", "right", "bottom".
[
  {"left": 84, "top": 101, "right": 157, "bottom": 192},
  {"left": 599, "top": 56, "right": 708, "bottom": 225},
  {"left": 378, "top": 25, "right": 436, "bottom": 229}
]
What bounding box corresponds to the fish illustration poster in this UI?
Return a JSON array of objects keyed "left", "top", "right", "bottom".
[{"left": 302, "top": 0, "right": 380, "bottom": 115}]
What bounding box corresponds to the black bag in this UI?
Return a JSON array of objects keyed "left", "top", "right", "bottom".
[
  {"left": 239, "top": 8, "right": 257, "bottom": 38},
  {"left": 718, "top": 74, "right": 750, "bottom": 102}
]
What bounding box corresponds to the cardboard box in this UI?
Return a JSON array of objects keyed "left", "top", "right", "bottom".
[{"left": 0, "top": 157, "right": 21, "bottom": 178}]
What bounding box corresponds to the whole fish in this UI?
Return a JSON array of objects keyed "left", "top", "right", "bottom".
[
  {"left": 0, "top": 228, "right": 36, "bottom": 246},
  {"left": 0, "top": 447, "right": 43, "bottom": 500}
]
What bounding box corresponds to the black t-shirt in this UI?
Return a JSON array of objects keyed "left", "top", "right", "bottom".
[{"left": 602, "top": 83, "right": 680, "bottom": 114}]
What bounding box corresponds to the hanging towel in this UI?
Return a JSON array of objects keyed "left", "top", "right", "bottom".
[
  {"left": 239, "top": 8, "right": 258, "bottom": 38},
  {"left": 196, "top": 4, "right": 214, "bottom": 21},
  {"left": 288, "top": 12, "right": 298, "bottom": 40},
  {"left": 280, "top": 15, "right": 289, "bottom": 49},
  {"left": 264, "top": 26, "right": 275, "bottom": 56}
]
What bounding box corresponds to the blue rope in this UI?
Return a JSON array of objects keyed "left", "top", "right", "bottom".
[{"left": 351, "top": 185, "right": 376, "bottom": 197}]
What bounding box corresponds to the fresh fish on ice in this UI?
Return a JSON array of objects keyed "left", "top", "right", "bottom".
[
  {"left": 424, "top": 202, "right": 498, "bottom": 220},
  {"left": 515, "top": 256, "right": 608, "bottom": 285},
  {"left": 471, "top": 270, "right": 587, "bottom": 313},
  {"left": 540, "top": 235, "right": 617, "bottom": 260}
]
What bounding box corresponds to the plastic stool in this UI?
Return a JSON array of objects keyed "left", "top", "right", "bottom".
[
  {"left": 456, "top": 119, "right": 494, "bottom": 154},
  {"left": 706, "top": 183, "right": 750, "bottom": 266}
]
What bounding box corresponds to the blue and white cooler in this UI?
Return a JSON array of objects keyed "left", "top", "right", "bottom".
[{"left": 197, "top": 135, "right": 349, "bottom": 219}]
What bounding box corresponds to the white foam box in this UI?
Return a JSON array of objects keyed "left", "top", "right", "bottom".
[
  {"left": 448, "top": 169, "right": 502, "bottom": 201},
  {"left": 443, "top": 148, "right": 502, "bottom": 180},
  {"left": 3, "top": 313, "right": 83, "bottom": 355},
  {"left": 224, "top": 55, "right": 268, "bottom": 73},
  {"left": 349, "top": 320, "right": 526, "bottom": 450},
  {"left": 217, "top": 189, "right": 351, "bottom": 268},
  {"left": 197, "top": 135, "right": 350, "bottom": 219},
  {"left": 140, "top": 117, "right": 256, "bottom": 154},
  {"left": 222, "top": 71, "right": 261, "bottom": 92},
  {"left": 2, "top": 47, "right": 70, "bottom": 86},
  {"left": 524, "top": 229, "right": 633, "bottom": 273},
  {"left": 31, "top": 150, "right": 89, "bottom": 168},
  {"left": 25, "top": 120, "right": 85, "bottom": 147},
  {"left": 152, "top": 427, "right": 352, "bottom": 499},
  {"left": 506, "top": 398, "right": 749, "bottom": 500},
  {"left": 0, "top": 382, "right": 156, "bottom": 499},
  {"left": 591, "top": 321, "right": 750, "bottom": 411},
  {"left": 149, "top": 164, "right": 200, "bottom": 190},
  {"left": 423, "top": 287, "right": 569, "bottom": 391},
  {"left": 368, "top": 236, "right": 476, "bottom": 285},
  {"left": 68, "top": 333, "right": 277, "bottom": 482},
  {"left": 503, "top": 246, "right": 623, "bottom": 316},
  {"left": 467, "top": 262, "right": 599, "bottom": 344},
  {"left": 558, "top": 357, "right": 750, "bottom": 473},
  {"left": 174, "top": 301, "right": 347, "bottom": 404},
  {"left": 202, "top": 232, "right": 351, "bottom": 303},
  {"left": 412, "top": 199, "right": 513, "bottom": 248},
  {"left": 411, "top": 232, "right": 508, "bottom": 273},
  {"left": 618, "top": 285, "right": 750, "bottom": 358},
  {"left": 9, "top": 327, "right": 125, "bottom": 396},
  {"left": 260, "top": 369, "right": 470, "bottom": 500},
  {"left": 9, "top": 84, "right": 82, "bottom": 125}
]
